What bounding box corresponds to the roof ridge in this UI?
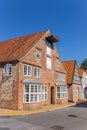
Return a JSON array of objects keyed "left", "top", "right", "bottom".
[
  {"left": 0, "top": 30, "right": 48, "bottom": 43},
  {"left": 62, "top": 60, "right": 76, "bottom": 63}
]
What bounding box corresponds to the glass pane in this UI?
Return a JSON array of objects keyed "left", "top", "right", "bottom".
[
  {"left": 45, "top": 87, "right": 47, "bottom": 92},
  {"left": 25, "top": 85, "right": 29, "bottom": 92},
  {"left": 42, "top": 93, "right": 44, "bottom": 100},
  {"left": 35, "top": 85, "right": 37, "bottom": 92},
  {"left": 38, "top": 86, "right": 41, "bottom": 92},
  {"left": 45, "top": 94, "right": 47, "bottom": 100},
  {"left": 57, "top": 87, "right": 60, "bottom": 92},
  {"left": 24, "top": 94, "right": 29, "bottom": 102},
  {"left": 30, "top": 94, "right": 33, "bottom": 102},
  {"left": 31, "top": 85, "right": 34, "bottom": 92},
  {"left": 34, "top": 68, "right": 37, "bottom": 77},
  {"left": 57, "top": 93, "right": 60, "bottom": 98},
  {"left": 24, "top": 65, "right": 27, "bottom": 75},
  {"left": 28, "top": 66, "right": 31, "bottom": 75},
  {"left": 42, "top": 86, "right": 45, "bottom": 92}
]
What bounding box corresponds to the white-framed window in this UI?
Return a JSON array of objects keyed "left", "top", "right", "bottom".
[
  {"left": 3, "top": 64, "right": 12, "bottom": 76},
  {"left": 23, "top": 84, "right": 48, "bottom": 103},
  {"left": 36, "top": 52, "right": 41, "bottom": 60},
  {"left": 34, "top": 67, "right": 40, "bottom": 78},
  {"left": 56, "top": 60, "right": 59, "bottom": 67},
  {"left": 24, "top": 64, "right": 32, "bottom": 76},
  {"left": 62, "top": 74, "right": 66, "bottom": 81},
  {"left": 46, "top": 42, "right": 52, "bottom": 55},
  {"left": 56, "top": 72, "right": 61, "bottom": 80},
  {"left": 46, "top": 57, "right": 52, "bottom": 69},
  {"left": 56, "top": 86, "right": 68, "bottom": 99}
]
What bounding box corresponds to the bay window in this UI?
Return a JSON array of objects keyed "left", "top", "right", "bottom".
[{"left": 24, "top": 84, "right": 47, "bottom": 103}]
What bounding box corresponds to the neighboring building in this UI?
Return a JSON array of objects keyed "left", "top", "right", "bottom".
[
  {"left": 78, "top": 68, "right": 87, "bottom": 98},
  {"left": 0, "top": 30, "right": 68, "bottom": 110},
  {"left": 62, "top": 60, "right": 83, "bottom": 103}
]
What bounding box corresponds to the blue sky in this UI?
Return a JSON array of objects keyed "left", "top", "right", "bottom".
[{"left": 0, "top": 0, "right": 87, "bottom": 66}]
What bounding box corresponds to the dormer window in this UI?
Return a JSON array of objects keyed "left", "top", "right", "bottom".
[
  {"left": 3, "top": 64, "right": 12, "bottom": 76},
  {"left": 46, "top": 42, "right": 52, "bottom": 55}
]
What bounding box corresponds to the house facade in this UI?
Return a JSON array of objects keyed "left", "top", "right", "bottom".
[
  {"left": 78, "top": 68, "right": 87, "bottom": 98},
  {"left": 0, "top": 30, "right": 68, "bottom": 110},
  {"left": 63, "top": 60, "right": 83, "bottom": 103}
]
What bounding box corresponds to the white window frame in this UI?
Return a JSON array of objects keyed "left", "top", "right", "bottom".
[
  {"left": 23, "top": 84, "right": 48, "bottom": 103},
  {"left": 24, "top": 64, "right": 32, "bottom": 76},
  {"left": 46, "top": 57, "right": 52, "bottom": 69},
  {"left": 3, "top": 64, "right": 12, "bottom": 76},
  {"left": 46, "top": 42, "right": 52, "bottom": 55},
  {"left": 34, "top": 67, "right": 40, "bottom": 78},
  {"left": 56, "top": 86, "right": 68, "bottom": 99},
  {"left": 36, "top": 52, "right": 41, "bottom": 60}
]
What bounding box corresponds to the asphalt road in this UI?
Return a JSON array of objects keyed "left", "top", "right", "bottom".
[{"left": 0, "top": 102, "right": 87, "bottom": 130}]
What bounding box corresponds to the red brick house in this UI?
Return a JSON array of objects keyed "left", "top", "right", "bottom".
[
  {"left": 62, "top": 60, "right": 83, "bottom": 103},
  {"left": 0, "top": 30, "right": 68, "bottom": 110}
]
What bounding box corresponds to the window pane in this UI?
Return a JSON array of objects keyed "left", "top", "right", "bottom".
[
  {"left": 28, "top": 66, "right": 31, "bottom": 76},
  {"left": 57, "top": 87, "right": 60, "bottom": 92},
  {"left": 36, "top": 53, "right": 41, "bottom": 60},
  {"left": 31, "top": 85, "right": 34, "bottom": 92},
  {"left": 47, "top": 42, "right": 52, "bottom": 55},
  {"left": 24, "top": 65, "right": 27, "bottom": 75},
  {"left": 35, "top": 85, "right": 37, "bottom": 92},
  {"left": 57, "top": 93, "right": 60, "bottom": 98},
  {"left": 34, "top": 68, "right": 37, "bottom": 77},
  {"left": 25, "top": 85, "right": 29, "bottom": 92},
  {"left": 30, "top": 94, "right": 34, "bottom": 102},
  {"left": 56, "top": 60, "right": 59, "bottom": 67},
  {"left": 24, "top": 94, "right": 29, "bottom": 102},
  {"left": 38, "top": 86, "right": 41, "bottom": 92},
  {"left": 47, "top": 57, "right": 52, "bottom": 69},
  {"left": 42, "top": 86, "right": 45, "bottom": 92}
]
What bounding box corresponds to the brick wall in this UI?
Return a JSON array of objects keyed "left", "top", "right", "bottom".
[{"left": 0, "top": 61, "right": 19, "bottom": 109}]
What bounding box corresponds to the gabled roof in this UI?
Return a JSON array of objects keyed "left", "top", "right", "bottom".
[
  {"left": 0, "top": 30, "right": 48, "bottom": 62},
  {"left": 77, "top": 68, "right": 83, "bottom": 78},
  {"left": 62, "top": 60, "right": 76, "bottom": 84}
]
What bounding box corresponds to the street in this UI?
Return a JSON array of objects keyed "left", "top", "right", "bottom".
[{"left": 0, "top": 102, "right": 87, "bottom": 130}]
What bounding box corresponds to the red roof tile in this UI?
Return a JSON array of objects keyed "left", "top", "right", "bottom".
[
  {"left": 0, "top": 30, "right": 48, "bottom": 62},
  {"left": 62, "top": 60, "right": 76, "bottom": 84}
]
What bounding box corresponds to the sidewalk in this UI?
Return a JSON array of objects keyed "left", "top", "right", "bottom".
[{"left": 0, "top": 102, "right": 76, "bottom": 117}]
